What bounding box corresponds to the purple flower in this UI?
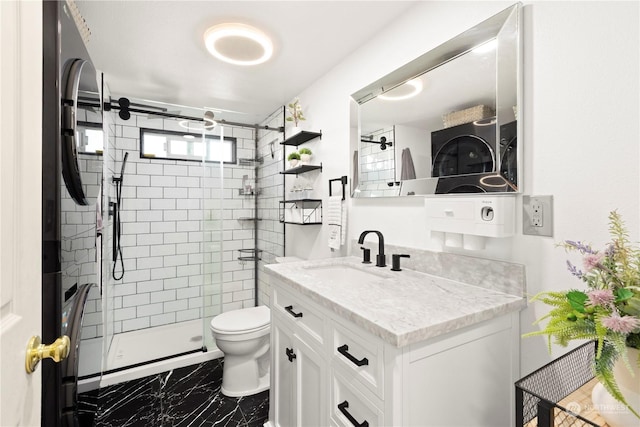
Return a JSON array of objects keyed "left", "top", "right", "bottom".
[
  {"left": 583, "top": 253, "right": 605, "bottom": 272},
  {"left": 586, "top": 289, "right": 615, "bottom": 307},
  {"left": 601, "top": 313, "right": 640, "bottom": 334},
  {"left": 565, "top": 240, "right": 596, "bottom": 254},
  {"left": 566, "top": 260, "right": 584, "bottom": 278}
]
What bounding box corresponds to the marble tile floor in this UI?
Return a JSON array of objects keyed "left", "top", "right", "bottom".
[{"left": 78, "top": 358, "right": 269, "bottom": 427}]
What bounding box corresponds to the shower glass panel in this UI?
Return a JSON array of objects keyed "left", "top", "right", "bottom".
[
  {"left": 201, "top": 113, "right": 261, "bottom": 351},
  {"left": 97, "top": 99, "right": 224, "bottom": 372}
]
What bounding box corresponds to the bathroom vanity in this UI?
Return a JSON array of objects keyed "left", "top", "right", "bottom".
[{"left": 265, "top": 251, "right": 525, "bottom": 426}]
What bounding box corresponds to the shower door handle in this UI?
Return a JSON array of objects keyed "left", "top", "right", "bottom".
[
  {"left": 25, "top": 335, "right": 70, "bottom": 374},
  {"left": 285, "top": 347, "right": 296, "bottom": 362}
]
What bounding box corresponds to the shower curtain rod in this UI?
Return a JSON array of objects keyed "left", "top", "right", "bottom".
[{"left": 77, "top": 100, "right": 284, "bottom": 132}]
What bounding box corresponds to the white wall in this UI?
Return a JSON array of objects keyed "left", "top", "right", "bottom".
[{"left": 287, "top": 0, "right": 640, "bottom": 377}]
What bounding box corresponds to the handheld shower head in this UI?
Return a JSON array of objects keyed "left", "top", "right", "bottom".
[{"left": 121, "top": 152, "right": 129, "bottom": 177}]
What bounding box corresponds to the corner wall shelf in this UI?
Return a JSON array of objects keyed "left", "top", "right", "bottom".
[
  {"left": 279, "top": 199, "right": 323, "bottom": 225},
  {"left": 238, "top": 248, "right": 262, "bottom": 261},
  {"left": 281, "top": 130, "right": 322, "bottom": 146},
  {"left": 237, "top": 217, "right": 262, "bottom": 221},
  {"left": 280, "top": 163, "right": 323, "bottom": 175}
]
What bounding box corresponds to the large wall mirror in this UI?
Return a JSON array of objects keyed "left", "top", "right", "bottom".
[{"left": 351, "top": 4, "right": 520, "bottom": 197}]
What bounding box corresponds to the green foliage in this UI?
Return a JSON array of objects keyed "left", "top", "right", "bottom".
[
  {"left": 287, "top": 151, "right": 300, "bottom": 161},
  {"left": 298, "top": 148, "right": 312, "bottom": 155},
  {"left": 524, "top": 211, "right": 640, "bottom": 420}
]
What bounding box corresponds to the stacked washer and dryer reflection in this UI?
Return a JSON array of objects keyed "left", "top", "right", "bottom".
[{"left": 430, "top": 119, "right": 517, "bottom": 194}]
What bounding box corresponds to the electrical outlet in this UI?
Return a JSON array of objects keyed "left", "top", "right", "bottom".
[{"left": 523, "top": 195, "right": 553, "bottom": 237}]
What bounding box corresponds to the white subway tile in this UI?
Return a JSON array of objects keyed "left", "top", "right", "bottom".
[
  {"left": 176, "top": 309, "right": 200, "bottom": 322},
  {"left": 150, "top": 266, "right": 176, "bottom": 280},
  {"left": 163, "top": 299, "right": 188, "bottom": 312},
  {"left": 122, "top": 317, "right": 150, "bottom": 332},
  {"left": 137, "top": 280, "right": 164, "bottom": 293},
  {"left": 122, "top": 293, "right": 150, "bottom": 308},
  {"left": 137, "top": 303, "right": 164, "bottom": 317},
  {"left": 164, "top": 232, "right": 188, "bottom": 244},
  {"left": 163, "top": 254, "right": 188, "bottom": 267},
  {"left": 151, "top": 175, "right": 176, "bottom": 187},
  {"left": 164, "top": 210, "right": 188, "bottom": 221},
  {"left": 150, "top": 244, "right": 176, "bottom": 257},
  {"left": 137, "top": 210, "right": 163, "bottom": 222},
  {"left": 114, "top": 307, "right": 137, "bottom": 321},
  {"left": 150, "top": 221, "right": 176, "bottom": 233},
  {"left": 164, "top": 165, "right": 188, "bottom": 176},
  {"left": 150, "top": 312, "right": 176, "bottom": 327},
  {"left": 163, "top": 277, "right": 187, "bottom": 289},
  {"left": 164, "top": 187, "right": 188, "bottom": 199},
  {"left": 137, "top": 233, "right": 164, "bottom": 246},
  {"left": 136, "top": 163, "right": 164, "bottom": 175},
  {"left": 136, "top": 256, "right": 164, "bottom": 269},
  {"left": 150, "top": 199, "right": 175, "bottom": 210},
  {"left": 150, "top": 289, "right": 176, "bottom": 303}
]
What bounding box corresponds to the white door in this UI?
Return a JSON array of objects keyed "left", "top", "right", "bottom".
[{"left": 0, "top": 1, "right": 44, "bottom": 426}]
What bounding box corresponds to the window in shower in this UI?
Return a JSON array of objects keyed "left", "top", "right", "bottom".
[
  {"left": 77, "top": 122, "right": 104, "bottom": 154},
  {"left": 140, "top": 128, "right": 237, "bottom": 164}
]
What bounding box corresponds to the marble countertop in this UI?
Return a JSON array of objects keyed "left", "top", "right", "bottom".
[{"left": 265, "top": 256, "right": 526, "bottom": 348}]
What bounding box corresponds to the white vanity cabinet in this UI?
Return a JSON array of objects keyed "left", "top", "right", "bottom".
[
  {"left": 269, "top": 280, "right": 520, "bottom": 427},
  {"left": 271, "top": 285, "right": 329, "bottom": 427}
]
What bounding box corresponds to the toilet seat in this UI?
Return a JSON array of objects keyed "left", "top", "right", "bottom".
[{"left": 211, "top": 305, "right": 270, "bottom": 335}]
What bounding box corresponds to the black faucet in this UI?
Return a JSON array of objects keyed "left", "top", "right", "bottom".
[{"left": 357, "top": 230, "right": 385, "bottom": 267}]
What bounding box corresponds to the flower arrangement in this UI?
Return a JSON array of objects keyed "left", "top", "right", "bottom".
[
  {"left": 286, "top": 99, "right": 306, "bottom": 127},
  {"left": 525, "top": 210, "right": 640, "bottom": 419}
]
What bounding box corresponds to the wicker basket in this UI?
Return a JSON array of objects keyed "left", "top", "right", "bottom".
[{"left": 442, "top": 105, "right": 495, "bottom": 128}]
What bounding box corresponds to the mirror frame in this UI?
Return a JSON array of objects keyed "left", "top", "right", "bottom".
[{"left": 351, "top": 3, "right": 521, "bottom": 197}]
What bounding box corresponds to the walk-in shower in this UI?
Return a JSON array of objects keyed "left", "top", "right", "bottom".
[{"left": 74, "top": 96, "right": 285, "bottom": 390}]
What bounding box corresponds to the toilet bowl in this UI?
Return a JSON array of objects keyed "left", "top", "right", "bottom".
[{"left": 210, "top": 305, "right": 271, "bottom": 397}]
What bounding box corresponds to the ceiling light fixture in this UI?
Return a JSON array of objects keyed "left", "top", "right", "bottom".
[
  {"left": 378, "top": 79, "right": 423, "bottom": 101},
  {"left": 204, "top": 23, "right": 273, "bottom": 66},
  {"left": 179, "top": 111, "right": 216, "bottom": 132}
]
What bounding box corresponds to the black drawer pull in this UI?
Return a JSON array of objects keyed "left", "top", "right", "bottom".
[
  {"left": 338, "top": 400, "right": 369, "bottom": 427},
  {"left": 337, "top": 344, "right": 369, "bottom": 367},
  {"left": 285, "top": 347, "right": 296, "bottom": 362},
  {"left": 284, "top": 305, "right": 303, "bottom": 318}
]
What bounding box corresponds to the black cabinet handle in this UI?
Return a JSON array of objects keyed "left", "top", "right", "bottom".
[
  {"left": 285, "top": 305, "right": 303, "bottom": 318},
  {"left": 338, "top": 400, "right": 369, "bottom": 427},
  {"left": 337, "top": 344, "right": 369, "bottom": 367},
  {"left": 285, "top": 347, "right": 296, "bottom": 362}
]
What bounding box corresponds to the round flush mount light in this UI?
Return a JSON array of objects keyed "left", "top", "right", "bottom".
[
  {"left": 378, "top": 79, "right": 423, "bottom": 101},
  {"left": 204, "top": 23, "right": 273, "bottom": 66},
  {"left": 179, "top": 111, "right": 217, "bottom": 132}
]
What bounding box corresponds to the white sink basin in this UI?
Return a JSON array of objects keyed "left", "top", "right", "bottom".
[{"left": 304, "top": 264, "right": 387, "bottom": 284}]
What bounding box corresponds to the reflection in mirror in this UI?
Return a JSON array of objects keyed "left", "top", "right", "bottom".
[{"left": 351, "top": 4, "right": 520, "bottom": 197}]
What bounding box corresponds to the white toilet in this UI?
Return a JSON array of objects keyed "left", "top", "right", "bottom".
[{"left": 210, "top": 305, "right": 271, "bottom": 397}]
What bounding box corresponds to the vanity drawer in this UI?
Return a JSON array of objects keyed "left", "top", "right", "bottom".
[
  {"left": 331, "top": 368, "right": 384, "bottom": 427},
  {"left": 332, "top": 321, "right": 384, "bottom": 400},
  {"left": 272, "top": 286, "right": 325, "bottom": 347}
]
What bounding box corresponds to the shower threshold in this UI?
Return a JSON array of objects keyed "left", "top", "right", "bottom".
[{"left": 78, "top": 320, "right": 223, "bottom": 391}]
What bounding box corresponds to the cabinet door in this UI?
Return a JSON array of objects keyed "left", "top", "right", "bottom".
[
  {"left": 272, "top": 315, "right": 295, "bottom": 427},
  {"left": 295, "top": 333, "right": 328, "bottom": 427}
]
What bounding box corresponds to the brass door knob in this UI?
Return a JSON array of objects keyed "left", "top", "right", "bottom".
[{"left": 25, "top": 335, "right": 70, "bottom": 374}]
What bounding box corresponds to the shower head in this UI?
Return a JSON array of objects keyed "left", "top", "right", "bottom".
[{"left": 121, "top": 152, "right": 129, "bottom": 177}]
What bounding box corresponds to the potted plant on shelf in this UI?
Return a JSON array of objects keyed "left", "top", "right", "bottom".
[
  {"left": 525, "top": 210, "right": 640, "bottom": 425},
  {"left": 286, "top": 98, "right": 306, "bottom": 136},
  {"left": 299, "top": 147, "right": 312, "bottom": 164},
  {"left": 287, "top": 151, "right": 300, "bottom": 168}
]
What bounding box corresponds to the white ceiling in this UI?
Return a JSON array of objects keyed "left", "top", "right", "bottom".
[{"left": 76, "top": 1, "right": 417, "bottom": 123}]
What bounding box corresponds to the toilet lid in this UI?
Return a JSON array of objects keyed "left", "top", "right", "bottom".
[{"left": 210, "top": 305, "right": 270, "bottom": 333}]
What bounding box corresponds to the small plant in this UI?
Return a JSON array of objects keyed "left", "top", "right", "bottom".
[
  {"left": 524, "top": 210, "right": 640, "bottom": 419},
  {"left": 287, "top": 152, "right": 300, "bottom": 161},
  {"left": 286, "top": 99, "right": 306, "bottom": 127},
  {"left": 298, "top": 148, "right": 312, "bottom": 155}
]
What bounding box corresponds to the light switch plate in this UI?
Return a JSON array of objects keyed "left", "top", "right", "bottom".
[{"left": 523, "top": 195, "right": 553, "bottom": 237}]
